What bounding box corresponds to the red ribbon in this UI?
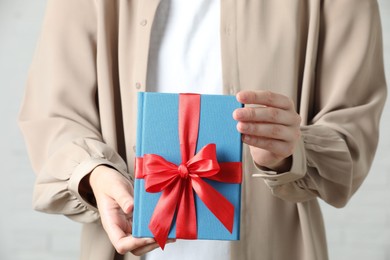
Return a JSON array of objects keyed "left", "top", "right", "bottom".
[{"left": 135, "top": 94, "right": 242, "bottom": 249}]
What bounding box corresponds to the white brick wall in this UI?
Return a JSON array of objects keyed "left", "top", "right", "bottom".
[
  {"left": 0, "top": 1, "right": 81, "bottom": 259},
  {"left": 0, "top": 1, "right": 389, "bottom": 259}
]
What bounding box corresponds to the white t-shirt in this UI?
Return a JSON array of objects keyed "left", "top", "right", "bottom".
[
  {"left": 146, "top": 0, "right": 223, "bottom": 94},
  {"left": 145, "top": 0, "right": 230, "bottom": 259}
]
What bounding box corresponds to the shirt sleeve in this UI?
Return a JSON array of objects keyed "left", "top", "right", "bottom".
[
  {"left": 18, "top": 0, "right": 130, "bottom": 223},
  {"left": 252, "top": 0, "right": 387, "bottom": 208}
]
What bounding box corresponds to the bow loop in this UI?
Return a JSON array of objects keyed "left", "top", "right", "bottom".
[
  {"left": 143, "top": 154, "right": 180, "bottom": 192},
  {"left": 187, "top": 144, "right": 220, "bottom": 178}
]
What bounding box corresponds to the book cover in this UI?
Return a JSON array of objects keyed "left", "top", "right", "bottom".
[{"left": 133, "top": 92, "right": 242, "bottom": 247}]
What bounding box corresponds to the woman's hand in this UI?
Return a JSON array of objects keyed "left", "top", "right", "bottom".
[
  {"left": 233, "top": 90, "right": 301, "bottom": 172},
  {"left": 89, "top": 165, "right": 161, "bottom": 256}
]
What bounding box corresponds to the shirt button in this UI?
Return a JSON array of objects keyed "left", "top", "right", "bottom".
[
  {"left": 224, "top": 26, "right": 231, "bottom": 36},
  {"left": 135, "top": 82, "right": 141, "bottom": 89},
  {"left": 140, "top": 19, "right": 148, "bottom": 26},
  {"left": 132, "top": 145, "right": 136, "bottom": 152}
]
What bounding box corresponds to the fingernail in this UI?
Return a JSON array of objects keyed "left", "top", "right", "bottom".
[
  {"left": 237, "top": 92, "right": 248, "bottom": 102},
  {"left": 235, "top": 109, "right": 244, "bottom": 118}
]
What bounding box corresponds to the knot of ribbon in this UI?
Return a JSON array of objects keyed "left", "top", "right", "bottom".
[
  {"left": 135, "top": 94, "right": 242, "bottom": 249},
  {"left": 178, "top": 164, "right": 189, "bottom": 179}
]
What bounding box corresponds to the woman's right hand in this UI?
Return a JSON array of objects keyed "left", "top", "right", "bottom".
[{"left": 89, "top": 165, "right": 160, "bottom": 256}]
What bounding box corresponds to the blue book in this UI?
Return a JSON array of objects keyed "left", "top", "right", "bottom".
[{"left": 133, "top": 92, "right": 242, "bottom": 242}]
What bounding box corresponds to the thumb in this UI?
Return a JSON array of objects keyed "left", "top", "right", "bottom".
[
  {"left": 91, "top": 165, "right": 135, "bottom": 214},
  {"left": 109, "top": 178, "right": 134, "bottom": 214}
]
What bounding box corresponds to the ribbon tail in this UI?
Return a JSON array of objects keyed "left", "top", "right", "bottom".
[
  {"left": 149, "top": 180, "right": 182, "bottom": 249},
  {"left": 176, "top": 178, "right": 197, "bottom": 239},
  {"left": 191, "top": 176, "right": 235, "bottom": 233}
]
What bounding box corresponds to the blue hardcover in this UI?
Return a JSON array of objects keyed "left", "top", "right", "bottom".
[{"left": 133, "top": 92, "right": 242, "bottom": 240}]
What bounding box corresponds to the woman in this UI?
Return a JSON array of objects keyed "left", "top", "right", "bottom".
[{"left": 19, "top": 0, "right": 387, "bottom": 259}]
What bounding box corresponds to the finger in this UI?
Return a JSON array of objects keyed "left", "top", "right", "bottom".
[
  {"left": 233, "top": 106, "right": 301, "bottom": 125},
  {"left": 237, "top": 123, "right": 300, "bottom": 142},
  {"left": 115, "top": 236, "right": 156, "bottom": 255},
  {"left": 242, "top": 135, "right": 295, "bottom": 158},
  {"left": 236, "top": 90, "right": 294, "bottom": 110},
  {"left": 131, "top": 242, "right": 160, "bottom": 256},
  {"left": 100, "top": 211, "right": 132, "bottom": 244},
  {"left": 131, "top": 239, "right": 176, "bottom": 256}
]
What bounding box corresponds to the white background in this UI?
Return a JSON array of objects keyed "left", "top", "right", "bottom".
[{"left": 0, "top": 0, "right": 389, "bottom": 259}]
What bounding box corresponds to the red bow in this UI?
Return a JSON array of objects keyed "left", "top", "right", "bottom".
[{"left": 135, "top": 94, "right": 242, "bottom": 249}]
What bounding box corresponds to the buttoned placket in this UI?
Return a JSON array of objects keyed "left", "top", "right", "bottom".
[
  {"left": 221, "top": 0, "right": 240, "bottom": 96},
  {"left": 129, "top": 0, "right": 162, "bottom": 160},
  {"left": 133, "top": 0, "right": 162, "bottom": 93}
]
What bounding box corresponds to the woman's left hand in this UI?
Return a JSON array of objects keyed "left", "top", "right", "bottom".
[{"left": 233, "top": 90, "right": 301, "bottom": 172}]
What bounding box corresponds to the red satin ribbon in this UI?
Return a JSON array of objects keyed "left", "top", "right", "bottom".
[{"left": 135, "top": 94, "right": 242, "bottom": 249}]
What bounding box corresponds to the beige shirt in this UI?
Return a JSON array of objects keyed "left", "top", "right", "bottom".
[{"left": 19, "top": 0, "right": 387, "bottom": 260}]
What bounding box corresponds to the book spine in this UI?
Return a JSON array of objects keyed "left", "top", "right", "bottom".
[{"left": 132, "top": 92, "right": 145, "bottom": 237}]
